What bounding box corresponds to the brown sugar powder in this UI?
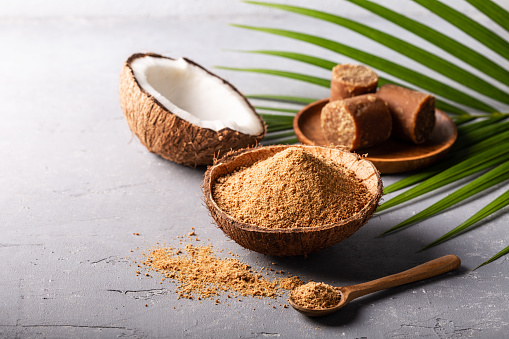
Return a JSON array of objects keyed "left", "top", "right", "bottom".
[
  {"left": 212, "top": 147, "right": 372, "bottom": 229},
  {"left": 291, "top": 282, "right": 342, "bottom": 310},
  {"left": 141, "top": 243, "right": 303, "bottom": 300}
]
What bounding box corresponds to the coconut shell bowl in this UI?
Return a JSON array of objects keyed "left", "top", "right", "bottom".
[{"left": 203, "top": 145, "right": 383, "bottom": 256}]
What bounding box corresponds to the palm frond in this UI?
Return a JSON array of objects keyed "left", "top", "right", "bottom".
[
  {"left": 439, "top": 103, "right": 468, "bottom": 116},
  {"left": 232, "top": 24, "right": 496, "bottom": 112},
  {"left": 238, "top": 49, "right": 468, "bottom": 115},
  {"left": 257, "top": 108, "right": 297, "bottom": 115},
  {"left": 465, "top": 0, "right": 509, "bottom": 34},
  {"left": 226, "top": 0, "right": 509, "bottom": 267},
  {"left": 380, "top": 162, "right": 509, "bottom": 235},
  {"left": 475, "top": 245, "right": 509, "bottom": 270},
  {"left": 217, "top": 66, "right": 330, "bottom": 87},
  {"left": 457, "top": 115, "right": 508, "bottom": 134},
  {"left": 262, "top": 129, "right": 296, "bottom": 141},
  {"left": 384, "top": 119, "right": 509, "bottom": 194},
  {"left": 413, "top": 0, "right": 509, "bottom": 60},
  {"left": 237, "top": 49, "right": 337, "bottom": 70},
  {"left": 452, "top": 115, "right": 477, "bottom": 125},
  {"left": 421, "top": 188, "right": 509, "bottom": 256},
  {"left": 344, "top": 0, "right": 509, "bottom": 87},
  {"left": 258, "top": 114, "right": 293, "bottom": 124},
  {"left": 258, "top": 113, "right": 294, "bottom": 132},
  {"left": 246, "top": 94, "right": 317, "bottom": 104},
  {"left": 378, "top": 145, "right": 509, "bottom": 213},
  {"left": 266, "top": 124, "right": 294, "bottom": 133},
  {"left": 243, "top": 1, "right": 509, "bottom": 104}
]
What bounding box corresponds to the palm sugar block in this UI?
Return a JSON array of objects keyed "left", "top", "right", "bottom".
[
  {"left": 377, "top": 84, "right": 436, "bottom": 144},
  {"left": 330, "top": 64, "right": 378, "bottom": 101},
  {"left": 321, "top": 94, "right": 392, "bottom": 150}
]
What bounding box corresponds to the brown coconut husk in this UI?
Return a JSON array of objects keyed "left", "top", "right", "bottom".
[
  {"left": 203, "top": 145, "right": 383, "bottom": 256},
  {"left": 119, "top": 53, "right": 266, "bottom": 167}
]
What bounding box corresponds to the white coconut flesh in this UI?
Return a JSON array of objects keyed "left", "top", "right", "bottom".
[{"left": 130, "top": 56, "right": 264, "bottom": 135}]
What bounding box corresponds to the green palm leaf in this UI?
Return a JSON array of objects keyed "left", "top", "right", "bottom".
[
  {"left": 378, "top": 145, "right": 509, "bottom": 212},
  {"left": 344, "top": 0, "right": 509, "bottom": 87},
  {"left": 413, "top": 0, "right": 509, "bottom": 60},
  {"left": 465, "top": 0, "right": 509, "bottom": 33},
  {"left": 258, "top": 114, "right": 294, "bottom": 131},
  {"left": 262, "top": 129, "right": 296, "bottom": 141},
  {"left": 232, "top": 24, "right": 496, "bottom": 112},
  {"left": 457, "top": 115, "right": 508, "bottom": 134},
  {"left": 217, "top": 66, "right": 330, "bottom": 88},
  {"left": 475, "top": 245, "right": 509, "bottom": 270},
  {"left": 384, "top": 121, "right": 509, "bottom": 194},
  {"left": 228, "top": 0, "right": 509, "bottom": 267},
  {"left": 421, "top": 189, "right": 509, "bottom": 256},
  {"left": 246, "top": 94, "right": 317, "bottom": 104},
  {"left": 452, "top": 115, "right": 477, "bottom": 125},
  {"left": 240, "top": 49, "right": 467, "bottom": 115},
  {"left": 238, "top": 50, "right": 337, "bottom": 70},
  {"left": 381, "top": 162, "right": 509, "bottom": 235},
  {"left": 437, "top": 102, "right": 468, "bottom": 116},
  {"left": 243, "top": 1, "right": 509, "bottom": 104},
  {"left": 454, "top": 119, "right": 509, "bottom": 149},
  {"left": 255, "top": 106, "right": 298, "bottom": 114},
  {"left": 266, "top": 124, "right": 294, "bottom": 133},
  {"left": 258, "top": 116, "right": 293, "bottom": 125}
]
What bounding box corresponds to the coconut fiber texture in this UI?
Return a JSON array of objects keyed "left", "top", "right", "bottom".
[
  {"left": 203, "top": 145, "right": 383, "bottom": 256},
  {"left": 119, "top": 53, "right": 265, "bottom": 166}
]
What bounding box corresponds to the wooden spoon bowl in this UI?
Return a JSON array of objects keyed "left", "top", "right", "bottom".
[
  {"left": 289, "top": 254, "right": 461, "bottom": 316},
  {"left": 203, "top": 145, "right": 383, "bottom": 256}
]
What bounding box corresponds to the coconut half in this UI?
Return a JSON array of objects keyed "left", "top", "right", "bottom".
[
  {"left": 119, "top": 53, "right": 266, "bottom": 166},
  {"left": 203, "top": 145, "right": 383, "bottom": 256}
]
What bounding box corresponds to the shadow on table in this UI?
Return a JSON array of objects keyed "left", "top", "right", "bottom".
[
  {"left": 296, "top": 265, "right": 467, "bottom": 326},
  {"left": 255, "top": 217, "right": 468, "bottom": 326}
]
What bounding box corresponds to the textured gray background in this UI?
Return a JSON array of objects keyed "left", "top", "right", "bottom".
[{"left": 1, "top": 1, "right": 509, "bottom": 338}]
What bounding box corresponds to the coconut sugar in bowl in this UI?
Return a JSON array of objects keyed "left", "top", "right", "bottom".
[{"left": 203, "top": 145, "right": 383, "bottom": 256}]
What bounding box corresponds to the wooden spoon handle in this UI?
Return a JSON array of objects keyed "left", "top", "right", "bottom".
[{"left": 343, "top": 255, "right": 461, "bottom": 302}]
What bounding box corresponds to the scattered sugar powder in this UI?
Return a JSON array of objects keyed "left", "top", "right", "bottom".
[
  {"left": 141, "top": 243, "right": 303, "bottom": 301},
  {"left": 212, "top": 147, "right": 372, "bottom": 229},
  {"left": 291, "top": 282, "right": 342, "bottom": 310}
]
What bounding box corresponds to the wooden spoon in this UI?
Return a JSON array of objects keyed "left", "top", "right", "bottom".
[{"left": 289, "top": 254, "right": 461, "bottom": 317}]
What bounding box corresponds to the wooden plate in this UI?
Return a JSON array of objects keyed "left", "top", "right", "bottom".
[{"left": 293, "top": 98, "right": 458, "bottom": 174}]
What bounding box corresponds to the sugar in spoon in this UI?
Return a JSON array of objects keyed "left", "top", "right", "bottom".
[{"left": 289, "top": 254, "right": 461, "bottom": 317}]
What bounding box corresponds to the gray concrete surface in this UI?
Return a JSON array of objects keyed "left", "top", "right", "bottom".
[{"left": 1, "top": 1, "right": 508, "bottom": 338}]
